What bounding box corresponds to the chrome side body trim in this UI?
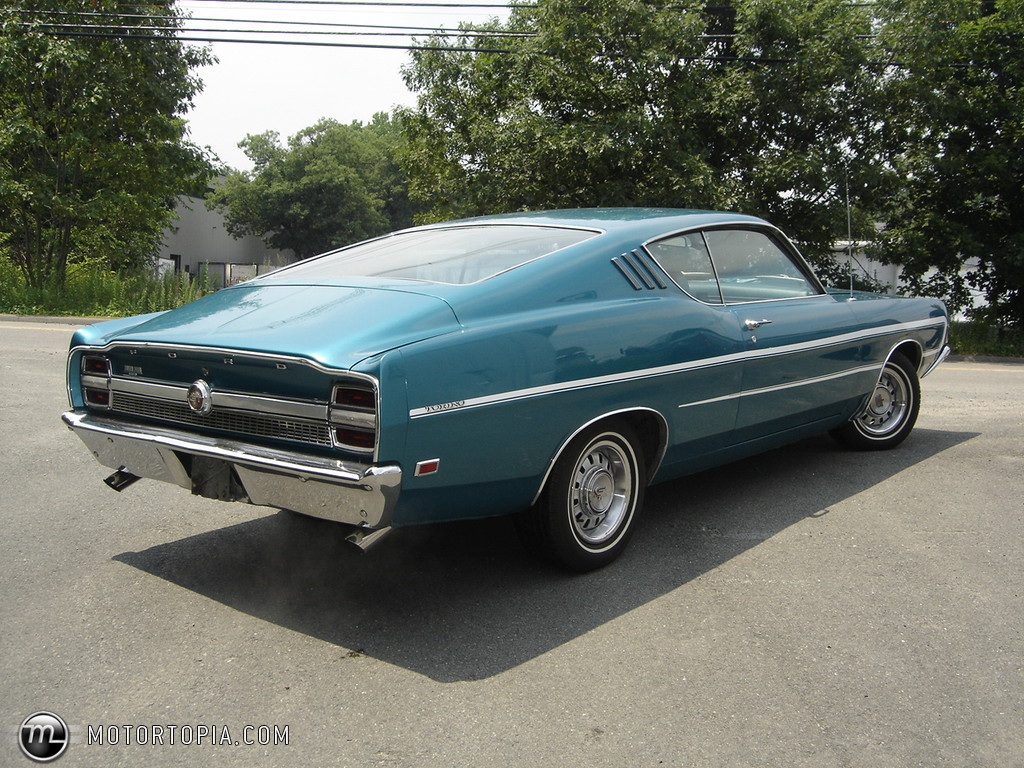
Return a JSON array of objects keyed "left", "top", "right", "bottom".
[
  {"left": 61, "top": 411, "right": 400, "bottom": 528},
  {"left": 677, "top": 363, "right": 882, "bottom": 409},
  {"left": 409, "top": 318, "right": 947, "bottom": 418}
]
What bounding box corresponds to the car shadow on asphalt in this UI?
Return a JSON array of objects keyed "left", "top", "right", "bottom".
[{"left": 114, "top": 428, "right": 976, "bottom": 682}]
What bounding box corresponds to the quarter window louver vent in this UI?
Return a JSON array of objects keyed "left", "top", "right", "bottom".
[{"left": 612, "top": 250, "right": 668, "bottom": 291}]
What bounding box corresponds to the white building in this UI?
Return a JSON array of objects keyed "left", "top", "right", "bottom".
[
  {"left": 831, "top": 241, "right": 901, "bottom": 293},
  {"left": 158, "top": 196, "right": 296, "bottom": 288},
  {"left": 832, "top": 241, "right": 984, "bottom": 319}
]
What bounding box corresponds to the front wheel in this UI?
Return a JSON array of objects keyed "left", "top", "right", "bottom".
[
  {"left": 517, "top": 420, "right": 645, "bottom": 572},
  {"left": 831, "top": 352, "right": 920, "bottom": 450}
]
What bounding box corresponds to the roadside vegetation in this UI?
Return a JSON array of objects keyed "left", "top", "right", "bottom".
[
  {"left": 0, "top": 2, "right": 213, "bottom": 292},
  {"left": 949, "top": 322, "right": 1024, "bottom": 359},
  {"left": 207, "top": 114, "right": 418, "bottom": 259},
  {"left": 0, "top": 256, "right": 211, "bottom": 318}
]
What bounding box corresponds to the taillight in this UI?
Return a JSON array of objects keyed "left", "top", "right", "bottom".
[
  {"left": 83, "top": 355, "right": 110, "bottom": 375},
  {"left": 333, "top": 385, "right": 375, "bottom": 410},
  {"left": 330, "top": 382, "right": 377, "bottom": 454},
  {"left": 85, "top": 388, "right": 110, "bottom": 407},
  {"left": 334, "top": 427, "right": 375, "bottom": 451},
  {"left": 81, "top": 355, "right": 111, "bottom": 408}
]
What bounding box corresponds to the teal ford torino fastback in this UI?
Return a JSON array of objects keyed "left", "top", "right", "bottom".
[{"left": 63, "top": 209, "right": 950, "bottom": 570}]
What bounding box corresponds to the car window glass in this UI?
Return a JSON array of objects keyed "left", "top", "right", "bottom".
[
  {"left": 266, "top": 225, "right": 598, "bottom": 285},
  {"left": 703, "top": 229, "right": 820, "bottom": 302},
  {"left": 645, "top": 234, "right": 723, "bottom": 304}
]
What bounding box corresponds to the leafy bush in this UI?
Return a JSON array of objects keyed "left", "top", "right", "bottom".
[
  {"left": 0, "top": 257, "right": 212, "bottom": 317},
  {"left": 948, "top": 322, "right": 1024, "bottom": 359}
]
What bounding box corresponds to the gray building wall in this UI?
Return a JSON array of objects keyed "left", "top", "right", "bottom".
[
  {"left": 158, "top": 196, "right": 296, "bottom": 287},
  {"left": 832, "top": 243, "right": 983, "bottom": 319},
  {"left": 832, "top": 242, "right": 901, "bottom": 293}
]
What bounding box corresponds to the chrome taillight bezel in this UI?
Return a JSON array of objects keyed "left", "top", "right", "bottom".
[
  {"left": 80, "top": 355, "right": 112, "bottom": 409},
  {"left": 329, "top": 383, "right": 378, "bottom": 454},
  {"left": 82, "top": 355, "right": 111, "bottom": 377}
]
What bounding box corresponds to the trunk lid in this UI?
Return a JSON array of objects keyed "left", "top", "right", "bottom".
[{"left": 99, "top": 283, "right": 461, "bottom": 370}]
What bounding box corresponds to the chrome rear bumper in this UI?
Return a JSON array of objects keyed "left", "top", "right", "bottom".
[
  {"left": 921, "top": 345, "right": 952, "bottom": 378},
  {"left": 62, "top": 411, "right": 401, "bottom": 528}
]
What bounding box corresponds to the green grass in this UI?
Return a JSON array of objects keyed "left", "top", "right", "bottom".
[
  {"left": 0, "top": 258, "right": 212, "bottom": 317},
  {"left": 948, "top": 321, "right": 1024, "bottom": 359}
]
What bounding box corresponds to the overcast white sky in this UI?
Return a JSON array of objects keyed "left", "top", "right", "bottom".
[{"left": 178, "top": 1, "right": 510, "bottom": 170}]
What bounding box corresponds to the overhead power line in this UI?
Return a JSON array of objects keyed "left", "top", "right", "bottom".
[
  {"left": 178, "top": 0, "right": 884, "bottom": 8},
  {"left": 9, "top": 25, "right": 918, "bottom": 65},
  {"left": 8, "top": 4, "right": 971, "bottom": 65},
  {"left": 13, "top": 9, "right": 527, "bottom": 36},
  {"left": 15, "top": 27, "right": 519, "bottom": 53},
  {"left": 182, "top": 0, "right": 526, "bottom": 7},
  {"left": 23, "top": 21, "right": 530, "bottom": 40}
]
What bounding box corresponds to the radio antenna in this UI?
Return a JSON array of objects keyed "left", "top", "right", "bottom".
[{"left": 846, "top": 163, "right": 854, "bottom": 298}]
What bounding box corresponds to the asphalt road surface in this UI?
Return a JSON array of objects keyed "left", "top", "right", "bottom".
[{"left": 1, "top": 318, "right": 1021, "bottom": 767}]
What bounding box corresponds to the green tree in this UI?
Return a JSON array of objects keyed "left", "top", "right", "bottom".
[
  {"left": 208, "top": 115, "right": 418, "bottom": 259},
  {"left": 0, "top": 1, "right": 214, "bottom": 290},
  {"left": 870, "top": 0, "right": 1024, "bottom": 326},
  {"left": 400, "top": 0, "right": 880, "bottom": 268}
]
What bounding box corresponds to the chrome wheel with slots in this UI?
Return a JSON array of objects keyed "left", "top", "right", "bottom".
[
  {"left": 832, "top": 352, "right": 920, "bottom": 450},
  {"left": 517, "top": 419, "right": 645, "bottom": 571}
]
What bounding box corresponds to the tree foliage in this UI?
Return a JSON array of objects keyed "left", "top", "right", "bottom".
[
  {"left": 0, "top": 1, "right": 215, "bottom": 290},
  {"left": 870, "top": 0, "right": 1024, "bottom": 326},
  {"left": 401, "top": 0, "right": 1024, "bottom": 324},
  {"left": 401, "top": 0, "right": 878, "bottom": 266},
  {"left": 207, "top": 114, "right": 418, "bottom": 259}
]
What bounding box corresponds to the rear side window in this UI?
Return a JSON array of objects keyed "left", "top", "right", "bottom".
[
  {"left": 704, "top": 229, "right": 820, "bottom": 302},
  {"left": 647, "top": 228, "right": 821, "bottom": 304},
  {"left": 645, "top": 234, "right": 723, "bottom": 304}
]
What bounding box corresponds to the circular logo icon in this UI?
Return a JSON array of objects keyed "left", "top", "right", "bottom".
[
  {"left": 186, "top": 380, "right": 213, "bottom": 415},
  {"left": 19, "top": 711, "right": 69, "bottom": 762}
]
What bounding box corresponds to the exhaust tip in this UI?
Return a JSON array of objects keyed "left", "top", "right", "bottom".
[
  {"left": 104, "top": 468, "right": 141, "bottom": 492},
  {"left": 344, "top": 526, "right": 392, "bottom": 552}
]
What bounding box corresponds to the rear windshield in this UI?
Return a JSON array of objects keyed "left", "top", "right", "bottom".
[{"left": 266, "top": 225, "right": 598, "bottom": 285}]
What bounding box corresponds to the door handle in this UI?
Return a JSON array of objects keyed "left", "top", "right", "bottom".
[{"left": 744, "top": 318, "right": 773, "bottom": 330}]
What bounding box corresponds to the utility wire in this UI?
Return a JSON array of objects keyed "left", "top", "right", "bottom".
[
  {"left": 12, "top": 9, "right": 528, "bottom": 35},
  {"left": 22, "top": 21, "right": 528, "bottom": 39},
  {"left": 8, "top": 6, "right": 965, "bottom": 64},
  {"left": 182, "top": 0, "right": 526, "bottom": 7},
  {"left": 10, "top": 26, "right": 917, "bottom": 64},
  {"left": 14, "top": 22, "right": 877, "bottom": 44},
  {"left": 12, "top": 21, "right": 911, "bottom": 57},
  {"left": 19, "top": 28, "right": 519, "bottom": 53},
  {"left": 180, "top": 0, "right": 885, "bottom": 8}
]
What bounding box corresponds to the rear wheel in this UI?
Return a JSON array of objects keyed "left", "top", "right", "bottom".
[
  {"left": 517, "top": 420, "right": 645, "bottom": 572},
  {"left": 831, "top": 352, "right": 920, "bottom": 450}
]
